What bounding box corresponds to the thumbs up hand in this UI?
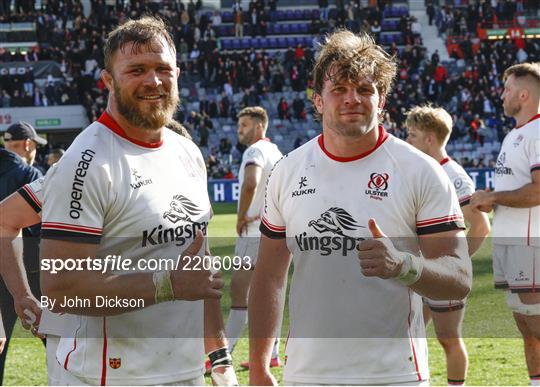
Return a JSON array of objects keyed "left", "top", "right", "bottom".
[{"left": 357, "top": 218, "right": 403, "bottom": 279}]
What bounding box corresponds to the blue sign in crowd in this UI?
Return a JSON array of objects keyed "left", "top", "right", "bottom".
[{"left": 208, "top": 168, "right": 496, "bottom": 203}]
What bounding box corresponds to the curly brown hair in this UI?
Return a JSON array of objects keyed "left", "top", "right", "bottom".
[
  {"left": 311, "top": 30, "right": 397, "bottom": 119},
  {"left": 103, "top": 16, "right": 176, "bottom": 73}
]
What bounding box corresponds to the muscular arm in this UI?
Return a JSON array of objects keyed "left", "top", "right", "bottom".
[
  {"left": 248, "top": 236, "right": 291, "bottom": 384},
  {"left": 40, "top": 233, "right": 218, "bottom": 316},
  {"left": 204, "top": 245, "right": 228, "bottom": 352},
  {"left": 492, "top": 170, "right": 540, "bottom": 207},
  {"left": 0, "top": 192, "right": 42, "bottom": 326},
  {"left": 471, "top": 170, "right": 540, "bottom": 210},
  {"left": 236, "top": 164, "right": 262, "bottom": 236},
  {"left": 410, "top": 229, "right": 472, "bottom": 300},
  {"left": 361, "top": 221, "right": 472, "bottom": 300},
  {"left": 40, "top": 239, "right": 156, "bottom": 316},
  {"left": 0, "top": 192, "right": 40, "bottom": 299},
  {"left": 462, "top": 203, "right": 490, "bottom": 256}
]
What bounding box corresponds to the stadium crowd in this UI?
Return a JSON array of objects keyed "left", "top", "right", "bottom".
[{"left": 1, "top": 0, "right": 539, "bottom": 174}]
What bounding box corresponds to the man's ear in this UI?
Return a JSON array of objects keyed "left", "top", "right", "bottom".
[
  {"left": 101, "top": 69, "right": 114, "bottom": 94},
  {"left": 24, "top": 139, "right": 32, "bottom": 151},
  {"left": 520, "top": 87, "right": 530, "bottom": 103},
  {"left": 313, "top": 93, "right": 323, "bottom": 115}
]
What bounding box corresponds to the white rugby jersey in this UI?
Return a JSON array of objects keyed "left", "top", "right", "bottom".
[
  {"left": 18, "top": 174, "right": 76, "bottom": 338},
  {"left": 493, "top": 114, "right": 540, "bottom": 246},
  {"left": 440, "top": 157, "right": 475, "bottom": 207},
  {"left": 237, "top": 138, "right": 282, "bottom": 236},
  {"left": 41, "top": 112, "right": 211, "bottom": 385},
  {"left": 260, "top": 126, "right": 465, "bottom": 385}
]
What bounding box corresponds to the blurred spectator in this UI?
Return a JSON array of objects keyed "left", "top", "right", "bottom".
[
  {"left": 234, "top": 8, "right": 244, "bottom": 38},
  {"left": 277, "top": 96, "right": 290, "bottom": 120},
  {"left": 47, "top": 148, "right": 65, "bottom": 168},
  {"left": 223, "top": 168, "right": 235, "bottom": 179},
  {"left": 292, "top": 95, "right": 306, "bottom": 120},
  {"left": 219, "top": 137, "right": 232, "bottom": 155}
]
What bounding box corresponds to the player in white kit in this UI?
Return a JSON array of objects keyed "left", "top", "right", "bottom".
[
  {"left": 0, "top": 120, "right": 208, "bottom": 386},
  {"left": 471, "top": 62, "right": 540, "bottom": 386},
  {"left": 405, "top": 105, "right": 490, "bottom": 386},
  {"left": 224, "top": 107, "right": 283, "bottom": 369},
  {"left": 248, "top": 30, "right": 472, "bottom": 385},
  {"left": 38, "top": 17, "right": 236, "bottom": 385}
]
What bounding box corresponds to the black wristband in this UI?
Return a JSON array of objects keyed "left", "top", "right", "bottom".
[{"left": 208, "top": 347, "right": 233, "bottom": 368}]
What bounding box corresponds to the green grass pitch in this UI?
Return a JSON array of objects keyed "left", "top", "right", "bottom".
[{"left": 4, "top": 202, "right": 528, "bottom": 385}]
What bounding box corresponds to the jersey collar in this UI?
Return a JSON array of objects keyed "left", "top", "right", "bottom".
[
  {"left": 439, "top": 157, "right": 451, "bottom": 165},
  {"left": 516, "top": 113, "right": 540, "bottom": 129},
  {"left": 318, "top": 125, "right": 389, "bottom": 162},
  {"left": 98, "top": 112, "right": 164, "bottom": 149}
]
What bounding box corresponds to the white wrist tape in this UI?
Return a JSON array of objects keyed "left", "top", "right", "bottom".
[
  {"left": 396, "top": 253, "right": 423, "bottom": 286},
  {"left": 211, "top": 366, "right": 239, "bottom": 386},
  {"left": 153, "top": 271, "right": 174, "bottom": 303}
]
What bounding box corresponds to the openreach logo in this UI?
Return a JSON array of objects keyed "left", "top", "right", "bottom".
[
  {"left": 295, "top": 207, "right": 365, "bottom": 256},
  {"left": 69, "top": 149, "right": 95, "bottom": 219}
]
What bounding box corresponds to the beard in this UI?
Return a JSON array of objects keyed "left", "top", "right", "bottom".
[
  {"left": 503, "top": 100, "right": 521, "bottom": 118},
  {"left": 114, "top": 81, "right": 179, "bottom": 131},
  {"left": 327, "top": 113, "right": 377, "bottom": 138}
]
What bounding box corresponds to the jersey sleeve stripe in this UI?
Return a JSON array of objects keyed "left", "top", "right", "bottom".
[
  {"left": 416, "top": 219, "right": 465, "bottom": 235},
  {"left": 245, "top": 161, "right": 262, "bottom": 167},
  {"left": 416, "top": 214, "right": 463, "bottom": 227},
  {"left": 19, "top": 185, "right": 42, "bottom": 213},
  {"left": 41, "top": 229, "right": 102, "bottom": 244},
  {"left": 531, "top": 163, "right": 540, "bottom": 172},
  {"left": 261, "top": 217, "right": 286, "bottom": 231},
  {"left": 260, "top": 222, "right": 286, "bottom": 239},
  {"left": 42, "top": 222, "right": 102, "bottom": 235},
  {"left": 459, "top": 195, "right": 472, "bottom": 207}
]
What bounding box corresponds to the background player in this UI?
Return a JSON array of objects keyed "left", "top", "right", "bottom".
[
  {"left": 406, "top": 105, "right": 490, "bottom": 386},
  {"left": 471, "top": 62, "right": 540, "bottom": 386},
  {"left": 225, "top": 106, "right": 283, "bottom": 369},
  {"left": 248, "top": 30, "right": 471, "bottom": 386}
]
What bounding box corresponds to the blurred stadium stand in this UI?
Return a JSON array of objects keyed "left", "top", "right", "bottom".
[{"left": 0, "top": 0, "right": 538, "bottom": 177}]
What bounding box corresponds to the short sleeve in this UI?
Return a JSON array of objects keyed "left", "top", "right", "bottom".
[
  {"left": 451, "top": 172, "right": 475, "bottom": 207},
  {"left": 259, "top": 160, "right": 286, "bottom": 239},
  {"left": 527, "top": 135, "right": 540, "bottom": 173},
  {"left": 18, "top": 176, "right": 45, "bottom": 214},
  {"left": 41, "top": 148, "right": 108, "bottom": 244},
  {"left": 416, "top": 164, "right": 466, "bottom": 235},
  {"left": 243, "top": 146, "right": 265, "bottom": 168}
]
